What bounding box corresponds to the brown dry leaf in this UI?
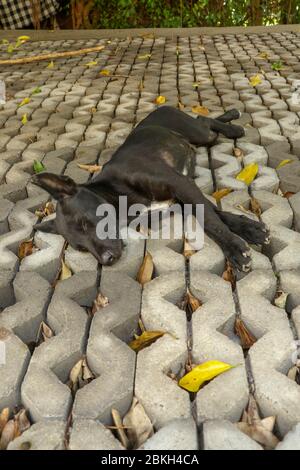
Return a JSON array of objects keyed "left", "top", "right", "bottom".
[
  {"left": 237, "top": 395, "right": 279, "bottom": 449},
  {"left": 14, "top": 409, "right": 30, "bottom": 435},
  {"left": 82, "top": 358, "right": 95, "bottom": 382},
  {"left": 178, "top": 100, "right": 185, "bottom": 111},
  {"left": 59, "top": 259, "right": 72, "bottom": 281},
  {"left": 41, "top": 321, "right": 54, "bottom": 341},
  {"left": 0, "top": 408, "right": 9, "bottom": 434},
  {"left": 235, "top": 204, "right": 253, "bottom": 216},
  {"left": 186, "top": 288, "right": 202, "bottom": 312},
  {"left": 111, "top": 408, "right": 129, "bottom": 449},
  {"left": 233, "top": 147, "right": 244, "bottom": 159},
  {"left": 283, "top": 191, "right": 295, "bottom": 199},
  {"left": 70, "top": 359, "right": 84, "bottom": 387},
  {"left": 191, "top": 105, "right": 209, "bottom": 116},
  {"left": 250, "top": 197, "right": 262, "bottom": 217},
  {"left": 212, "top": 188, "right": 232, "bottom": 203},
  {"left": 274, "top": 290, "right": 288, "bottom": 309},
  {"left": 91, "top": 292, "right": 109, "bottom": 314},
  {"left": 129, "top": 331, "right": 165, "bottom": 353},
  {"left": 136, "top": 251, "right": 153, "bottom": 286},
  {"left": 235, "top": 317, "right": 256, "bottom": 349},
  {"left": 222, "top": 261, "right": 236, "bottom": 289},
  {"left": 77, "top": 163, "right": 102, "bottom": 173},
  {"left": 0, "top": 419, "right": 15, "bottom": 450},
  {"left": 18, "top": 239, "right": 34, "bottom": 260},
  {"left": 183, "top": 237, "right": 196, "bottom": 257},
  {"left": 35, "top": 201, "right": 55, "bottom": 219},
  {"left": 287, "top": 360, "right": 300, "bottom": 385},
  {"left": 123, "top": 397, "right": 153, "bottom": 449},
  {"left": 138, "top": 79, "right": 144, "bottom": 92}
]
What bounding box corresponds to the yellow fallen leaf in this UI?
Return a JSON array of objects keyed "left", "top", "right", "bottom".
[
  {"left": 18, "top": 97, "right": 30, "bottom": 107},
  {"left": 85, "top": 60, "right": 98, "bottom": 67},
  {"left": 276, "top": 159, "right": 292, "bottom": 169},
  {"left": 100, "top": 69, "right": 110, "bottom": 76},
  {"left": 17, "top": 35, "right": 30, "bottom": 42},
  {"left": 77, "top": 163, "right": 102, "bottom": 173},
  {"left": 138, "top": 54, "right": 151, "bottom": 59},
  {"left": 212, "top": 188, "right": 232, "bottom": 202},
  {"left": 179, "top": 360, "right": 236, "bottom": 392},
  {"left": 155, "top": 95, "right": 166, "bottom": 105},
  {"left": 236, "top": 163, "right": 259, "bottom": 186},
  {"left": 21, "top": 113, "right": 28, "bottom": 125},
  {"left": 258, "top": 52, "right": 269, "bottom": 59},
  {"left": 59, "top": 259, "right": 72, "bottom": 281},
  {"left": 136, "top": 251, "right": 153, "bottom": 286},
  {"left": 192, "top": 82, "right": 200, "bottom": 88},
  {"left": 249, "top": 75, "right": 262, "bottom": 87},
  {"left": 191, "top": 105, "right": 209, "bottom": 116},
  {"left": 47, "top": 61, "right": 55, "bottom": 69},
  {"left": 129, "top": 331, "right": 165, "bottom": 352},
  {"left": 0, "top": 408, "right": 10, "bottom": 434}
]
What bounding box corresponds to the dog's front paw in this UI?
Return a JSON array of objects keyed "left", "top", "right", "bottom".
[
  {"left": 241, "top": 219, "right": 270, "bottom": 246},
  {"left": 226, "top": 124, "right": 245, "bottom": 139},
  {"left": 223, "top": 236, "right": 251, "bottom": 272}
]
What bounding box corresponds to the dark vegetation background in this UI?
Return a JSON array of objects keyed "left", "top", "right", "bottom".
[{"left": 58, "top": 1, "right": 300, "bottom": 30}]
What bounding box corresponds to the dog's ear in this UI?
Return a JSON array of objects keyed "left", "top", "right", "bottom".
[
  {"left": 31, "top": 173, "right": 77, "bottom": 200},
  {"left": 34, "top": 218, "right": 57, "bottom": 234}
]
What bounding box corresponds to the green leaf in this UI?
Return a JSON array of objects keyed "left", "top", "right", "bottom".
[
  {"left": 33, "top": 160, "right": 46, "bottom": 174},
  {"left": 31, "top": 87, "right": 42, "bottom": 95}
]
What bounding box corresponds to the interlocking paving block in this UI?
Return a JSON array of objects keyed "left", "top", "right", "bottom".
[
  {"left": 189, "top": 234, "right": 225, "bottom": 275},
  {"left": 289, "top": 192, "right": 300, "bottom": 232},
  {"left": 21, "top": 293, "right": 88, "bottom": 422},
  {"left": 65, "top": 246, "right": 98, "bottom": 273},
  {"left": 139, "top": 418, "right": 198, "bottom": 450},
  {"left": 135, "top": 272, "right": 191, "bottom": 429},
  {"left": 189, "top": 271, "right": 248, "bottom": 422},
  {"left": 267, "top": 225, "right": 300, "bottom": 272},
  {"left": 221, "top": 190, "right": 258, "bottom": 220},
  {"left": 237, "top": 143, "right": 268, "bottom": 166},
  {"left": 237, "top": 271, "right": 300, "bottom": 436},
  {"left": 265, "top": 141, "right": 295, "bottom": 169},
  {"left": 211, "top": 143, "right": 244, "bottom": 190},
  {"left": 279, "top": 271, "right": 300, "bottom": 312},
  {"left": 69, "top": 419, "right": 124, "bottom": 450},
  {"left": 20, "top": 231, "right": 65, "bottom": 283},
  {"left": 7, "top": 420, "right": 66, "bottom": 450},
  {"left": 0, "top": 271, "right": 51, "bottom": 344},
  {"left": 277, "top": 161, "right": 300, "bottom": 193},
  {"left": 292, "top": 305, "right": 300, "bottom": 337},
  {"left": 0, "top": 198, "right": 14, "bottom": 235},
  {"left": 0, "top": 327, "right": 30, "bottom": 410},
  {"left": 203, "top": 420, "right": 263, "bottom": 450},
  {"left": 276, "top": 423, "right": 300, "bottom": 450},
  {"left": 72, "top": 271, "right": 141, "bottom": 423},
  {"left": 54, "top": 271, "right": 98, "bottom": 307},
  {"left": 252, "top": 190, "right": 293, "bottom": 228}
]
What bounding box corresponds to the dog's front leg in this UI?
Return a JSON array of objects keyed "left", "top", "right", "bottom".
[{"left": 171, "top": 174, "right": 252, "bottom": 272}]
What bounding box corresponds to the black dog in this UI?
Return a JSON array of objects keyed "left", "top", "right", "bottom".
[{"left": 32, "top": 106, "right": 269, "bottom": 271}]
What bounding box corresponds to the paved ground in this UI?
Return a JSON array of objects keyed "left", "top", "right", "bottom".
[{"left": 1, "top": 28, "right": 300, "bottom": 450}]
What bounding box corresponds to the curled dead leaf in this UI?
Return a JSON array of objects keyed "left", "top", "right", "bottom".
[
  {"left": 235, "top": 317, "right": 256, "bottom": 349},
  {"left": 59, "top": 259, "right": 72, "bottom": 281},
  {"left": 237, "top": 395, "right": 279, "bottom": 449},
  {"left": 14, "top": 409, "right": 30, "bottom": 435},
  {"left": 123, "top": 397, "right": 153, "bottom": 449},
  {"left": 92, "top": 292, "right": 109, "bottom": 314},
  {"left": 283, "top": 191, "right": 295, "bottom": 199},
  {"left": 250, "top": 197, "right": 262, "bottom": 217},
  {"left": 183, "top": 237, "right": 196, "bottom": 257},
  {"left": 136, "top": 251, "right": 153, "bottom": 286},
  {"left": 77, "top": 163, "right": 102, "bottom": 173},
  {"left": 274, "top": 290, "right": 288, "bottom": 309},
  {"left": 18, "top": 239, "right": 35, "bottom": 260},
  {"left": 111, "top": 408, "right": 129, "bottom": 449},
  {"left": 0, "top": 419, "right": 15, "bottom": 450},
  {"left": 41, "top": 321, "right": 54, "bottom": 341},
  {"left": 0, "top": 408, "right": 9, "bottom": 434},
  {"left": 233, "top": 147, "right": 244, "bottom": 159},
  {"left": 179, "top": 360, "right": 236, "bottom": 393},
  {"left": 35, "top": 201, "right": 55, "bottom": 219},
  {"left": 222, "top": 261, "right": 236, "bottom": 289}
]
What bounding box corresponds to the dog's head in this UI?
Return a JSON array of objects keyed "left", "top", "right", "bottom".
[{"left": 32, "top": 172, "right": 123, "bottom": 266}]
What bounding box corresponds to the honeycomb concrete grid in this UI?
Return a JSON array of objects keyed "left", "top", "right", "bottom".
[{"left": 1, "top": 27, "right": 300, "bottom": 450}]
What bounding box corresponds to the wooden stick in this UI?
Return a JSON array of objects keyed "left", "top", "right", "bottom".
[{"left": 0, "top": 45, "right": 105, "bottom": 65}]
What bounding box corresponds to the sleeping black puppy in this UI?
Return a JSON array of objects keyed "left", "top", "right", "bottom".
[{"left": 32, "top": 106, "right": 269, "bottom": 272}]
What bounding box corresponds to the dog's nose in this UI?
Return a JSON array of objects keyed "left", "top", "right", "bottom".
[{"left": 100, "top": 251, "right": 115, "bottom": 265}]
